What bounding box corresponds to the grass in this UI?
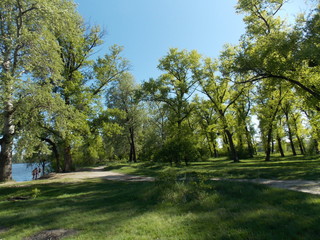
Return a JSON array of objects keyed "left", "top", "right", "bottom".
[
  {"left": 1, "top": 177, "right": 320, "bottom": 240},
  {"left": 1, "top": 154, "right": 320, "bottom": 239},
  {"left": 105, "top": 154, "right": 320, "bottom": 180}
]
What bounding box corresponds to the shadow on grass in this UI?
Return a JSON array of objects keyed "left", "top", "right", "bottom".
[
  {"left": 180, "top": 181, "right": 320, "bottom": 239},
  {"left": 105, "top": 155, "right": 320, "bottom": 181},
  {"left": 0, "top": 179, "right": 320, "bottom": 239},
  {"left": 0, "top": 180, "right": 153, "bottom": 239}
]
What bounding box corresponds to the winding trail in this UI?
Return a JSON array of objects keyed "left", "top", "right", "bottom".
[
  {"left": 40, "top": 167, "right": 320, "bottom": 195},
  {"left": 211, "top": 178, "right": 320, "bottom": 195}
]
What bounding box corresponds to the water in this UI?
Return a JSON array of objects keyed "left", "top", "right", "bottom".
[{"left": 12, "top": 163, "right": 41, "bottom": 182}]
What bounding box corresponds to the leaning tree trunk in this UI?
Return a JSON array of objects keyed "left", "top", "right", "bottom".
[
  {"left": 297, "top": 136, "right": 305, "bottom": 155},
  {"left": 0, "top": 100, "right": 15, "bottom": 181},
  {"left": 284, "top": 113, "right": 297, "bottom": 156},
  {"left": 287, "top": 126, "right": 297, "bottom": 156},
  {"left": 277, "top": 135, "right": 285, "bottom": 157},
  {"left": 225, "top": 129, "right": 239, "bottom": 163}
]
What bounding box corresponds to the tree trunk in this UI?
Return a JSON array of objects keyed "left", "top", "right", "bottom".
[
  {"left": 284, "top": 113, "right": 297, "bottom": 156},
  {"left": 245, "top": 126, "right": 254, "bottom": 158},
  {"left": 213, "top": 142, "right": 218, "bottom": 158},
  {"left": 63, "top": 144, "right": 73, "bottom": 172},
  {"left": 209, "top": 133, "right": 218, "bottom": 158},
  {"left": 287, "top": 126, "right": 297, "bottom": 156},
  {"left": 205, "top": 133, "right": 214, "bottom": 157},
  {"left": 129, "top": 127, "right": 136, "bottom": 162},
  {"left": 0, "top": 134, "right": 13, "bottom": 182},
  {"left": 225, "top": 129, "right": 239, "bottom": 162},
  {"left": 297, "top": 135, "right": 305, "bottom": 155},
  {"left": 277, "top": 135, "right": 285, "bottom": 157},
  {"left": 41, "top": 138, "right": 61, "bottom": 172},
  {"left": 265, "top": 126, "right": 273, "bottom": 162},
  {"left": 223, "top": 132, "right": 230, "bottom": 153},
  {"left": 0, "top": 100, "right": 14, "bottom": 182}
]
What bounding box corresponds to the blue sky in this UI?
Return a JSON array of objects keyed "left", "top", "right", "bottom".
[{"left": 75, "top": 0, "right": 308, "bottom": 83}]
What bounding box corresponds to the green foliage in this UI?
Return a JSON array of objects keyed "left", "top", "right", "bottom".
[
  {"left": 31, "top": 188, "right": 41, "bottom": 199},
  {"left": 236, "top": 0, "right": 285, "bottom": 35},
  {"left": 305, "top": 139, "right": 320, "bottom": 156},
  {"left": 2, "top": 0, "right": 320, "bottom": 180},
  {"left": 156, "top": 132, "right": 199, "bottom": 165}
]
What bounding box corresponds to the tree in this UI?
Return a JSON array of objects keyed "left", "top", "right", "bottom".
[
  {"left": 193, "top": 98, "right": 220, "bottom": 158},
  {"left": 142, "top": 48, "right": 201, "bottom": 165},
  {"left": 106, "top": 73, "right": 144, "bottom": 162},
  {"left": 53, "top": 24, "right": 103, "bottom": 171},
  {"left": 234, "top": 0, "right": 320, "bottom": 111},
  {"left": 196, "top": 53, "right": 249, "bottom": 163},
  {"left": 0, "top": 0, "right": 81, "bottom": 181},
  {"left": 281, "top": 99, "right": 297, "bottom": 156},
  {"left": 254, "top": 81, "right": 287, "bottom": 161},
  {"left": 233, "top": 87, "right": 256, "bottom": 158},
  {"left": 41, "top": 44, "right": 129, "bottom": 171}
]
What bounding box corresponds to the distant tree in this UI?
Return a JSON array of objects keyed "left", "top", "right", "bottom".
[
  {"left": 254, "top": 82, "right": 287, "bottom": 161},
  {"left": 106, "top": 73, "right": 145, "bottom": 162},
  {"left": 193, "top": 98, "right": 220, "bottom": 158},
  {"left": 142, "top": 48, "right": 201, "bottom": 165},
  {"left": 196, "top": 53, "right": 248, "bottom": 163}
]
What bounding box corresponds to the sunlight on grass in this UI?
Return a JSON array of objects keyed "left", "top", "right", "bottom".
[
  {"left": 1, "top": 156, "right": 320, "bottom": 239},
  {"left": 106, "top": 155, "right": 320, "bottom": 180}
]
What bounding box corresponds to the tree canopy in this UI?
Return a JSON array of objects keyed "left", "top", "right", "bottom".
[{"left": 1, "top": 0, "right": 320, "bottom": 181}]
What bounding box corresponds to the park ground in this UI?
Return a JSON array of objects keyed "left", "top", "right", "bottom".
[{"left": 1, "top": 155, "right": 320, "bottom": 239}]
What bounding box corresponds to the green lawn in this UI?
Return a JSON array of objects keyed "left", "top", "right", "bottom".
[
  {"left": 1, "top": 178, "right": 320, "bottom": 240},
  {"left": 105, "top": 154, "right": 320, "bottom": 180},
  {"left": 1, "top": 155, "right": 320, "bottom": 239}
]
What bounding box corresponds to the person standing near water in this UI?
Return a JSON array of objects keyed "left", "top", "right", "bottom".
[{"left": 32, "top": 168, "right": 38, "bottom": 180}]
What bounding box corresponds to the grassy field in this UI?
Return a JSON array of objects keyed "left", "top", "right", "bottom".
[
  {"left": 1, "top": 155, "right": 320, "bottom": 239},
  {"left": 105, "top": 154, "right": 320, "bottom": 180}
]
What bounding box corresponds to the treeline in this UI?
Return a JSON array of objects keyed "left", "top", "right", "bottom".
[{"left": 0, "top": 0, "right": 319, "bottom": 181}]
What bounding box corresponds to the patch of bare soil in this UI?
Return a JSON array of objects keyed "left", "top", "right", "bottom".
[
  {"left": 23, "top": 229, "right": 78, "bottom": 240},
  {"left": 0, "top": 226, "right": 9, "bottom": 234},
  {"left": 212, "top": 178, "right": 320, "bottom": 195},
  {"left": 7, "top": 196, "right": 31, "bottom": 201}
]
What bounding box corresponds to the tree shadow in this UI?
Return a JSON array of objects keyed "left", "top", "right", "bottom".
[
  {"left": 0, "top": 180, "right": 154, "bottom": 239},
  {"left": 179, "top": 181, "right": 320, "bottom": 239}
]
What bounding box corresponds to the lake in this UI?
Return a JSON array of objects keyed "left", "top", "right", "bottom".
[{"left": 12, "top": 163, "right": 43, "bottom": 182}]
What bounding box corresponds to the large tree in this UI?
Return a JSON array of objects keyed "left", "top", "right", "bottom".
[
  {"left": 234, "top": 0, "right": 320, "bottom": 110},
  {"left": 197, "top": 57, "right": 247, "bottom": 163},
  {"left": 0, "top": 0, "right": 81, "bottom": 181}
]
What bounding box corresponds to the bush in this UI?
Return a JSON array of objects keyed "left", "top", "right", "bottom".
[
  {"left": 306, "top": 139, "right": 320, "bottom": 156},
  {"left": 155, "top": 171, "right": 213, "bottom": 205},
  {"left": 156, "top": 135, "right": 199, "bottom": 165}
]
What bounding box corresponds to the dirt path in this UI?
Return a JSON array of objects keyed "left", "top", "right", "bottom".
[
  {"left": 42, "top": 166, "right": 155, "bottom": 182},
  {"left": 211, "top": 178, "right": 320, "bottom": 195},
  {"left": 38, "top": 167, "right": 320, "bottom": 195}
]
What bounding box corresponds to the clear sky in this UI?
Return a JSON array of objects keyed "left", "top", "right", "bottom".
[{"left": 75, "top": 0, "right": 309, "bottom": 83}]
